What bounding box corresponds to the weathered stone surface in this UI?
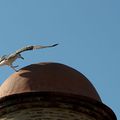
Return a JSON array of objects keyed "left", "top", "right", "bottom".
[
  {"left": 0, "top": 93, "right": 116, "bottom": 120},
  {"left": 1, "top": 107, "right": 96, "bottom": 120}
]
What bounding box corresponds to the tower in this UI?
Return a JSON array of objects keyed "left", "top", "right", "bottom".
[{"left": 0, "top": 62, "right": 117, "bottom": 120}]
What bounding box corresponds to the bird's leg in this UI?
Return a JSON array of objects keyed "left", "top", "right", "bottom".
[
  {"left": 19, "top": 54, "right": 24, "bottom": 60},
  {"left": 10, "top": 65, "right": 18, "bottom": 72},
  {"left": 20, "top": 56, "right": 24, "bottom": 60}
]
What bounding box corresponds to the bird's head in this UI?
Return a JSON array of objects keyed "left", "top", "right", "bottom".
[{"left": 17, "top": 54, "right": 24, "bottom": 60}]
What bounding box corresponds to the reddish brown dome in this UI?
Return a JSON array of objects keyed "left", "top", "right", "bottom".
[{"left": 0, "top": 62, "right": 101, "bottom": 101}]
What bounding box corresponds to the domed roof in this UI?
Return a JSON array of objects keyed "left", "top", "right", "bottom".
[{"left": 0, "top": 62, "right": 101, "bottom": 101}]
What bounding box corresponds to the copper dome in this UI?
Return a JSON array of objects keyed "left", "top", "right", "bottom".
[{"left": 0, "top": 62, "right": 101, "bottom": 101}]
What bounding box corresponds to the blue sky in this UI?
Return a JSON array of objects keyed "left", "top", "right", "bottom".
[{"left": 0, "top": 0, "right": 119, "bottom": 119}]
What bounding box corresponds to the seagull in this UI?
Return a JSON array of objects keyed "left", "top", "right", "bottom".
[{"left": 0, "top": 44, "right": 58, "bottom": 72}]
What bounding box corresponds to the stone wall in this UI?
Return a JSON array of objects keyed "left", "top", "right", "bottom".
[
  {"left": 0, "top": 92, "right": 116, "bottom": 120},
  {"left": 1, "top": 107, "right": 95, "bottom": 120}
]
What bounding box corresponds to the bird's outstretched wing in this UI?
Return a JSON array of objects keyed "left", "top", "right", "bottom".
[
  {"left": 16, "top": 43, "right": 58, "bottom": 54},
  {"left": 7, "top": 44, "right": 58, "bottom": 58}
]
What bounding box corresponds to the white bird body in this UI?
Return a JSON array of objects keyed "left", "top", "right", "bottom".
[
  {"left": 0, "top": 44, "right": 58, "bottom": 71},
  {"left": 0, "top": 55, "right": 18, "bottom": 66},
  {"left": 0, "top": 60, "right": 7, "bottom": 66}
]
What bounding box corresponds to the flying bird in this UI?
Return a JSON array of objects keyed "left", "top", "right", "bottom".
[{"left": 0, "top": 44, "right": 58, "bottom": 72}]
